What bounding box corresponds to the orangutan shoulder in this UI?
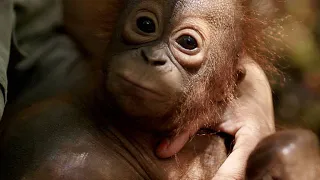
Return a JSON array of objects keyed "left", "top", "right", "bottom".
[{"left": 0, "top": 100, "right": 146, "bottom": 180}]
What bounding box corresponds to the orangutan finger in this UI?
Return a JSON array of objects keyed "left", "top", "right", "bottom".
[{"left": 155, "top": 126, "right": 198, "bottom": 159}]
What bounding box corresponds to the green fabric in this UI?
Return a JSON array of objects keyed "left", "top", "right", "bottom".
[
  {"left": 6, "top": 0, "right": 87, "bottom": 112},
  {"left": 13, "top": 0, "right": 62, "bottom": 56},
  {"left": 0, "top": 0, "right": 64, "bottom": 118},
  {"left": 0, "top": 0, "right": 14, "bottom": 118}
]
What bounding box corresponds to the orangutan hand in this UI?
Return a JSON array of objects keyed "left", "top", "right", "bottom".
[
  {"left": 212, "top": 59, "right": 275, "bottom": 180},
  {"left": 156, "top": 58, "right": 275, "bottom": 180}
]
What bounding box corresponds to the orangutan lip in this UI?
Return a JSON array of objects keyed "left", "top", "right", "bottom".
[{"left": 117, "top": 75, "right": 164, "bottom": 96}]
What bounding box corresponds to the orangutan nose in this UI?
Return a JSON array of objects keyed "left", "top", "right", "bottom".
[{"left": 141, "top": 46, "right": 168, "bottom": 66}]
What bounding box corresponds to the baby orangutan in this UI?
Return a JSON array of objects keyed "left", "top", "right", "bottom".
[{"left": 0, "top": 0, "right": 319, "bottom": 179}]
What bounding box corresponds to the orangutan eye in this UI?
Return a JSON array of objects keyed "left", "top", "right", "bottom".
[
  {"left": 176, "top": 35, "right": 198, "bottom": 50},
  {"left": 136, "top": 16, "right": 156, "bottom": 33}
]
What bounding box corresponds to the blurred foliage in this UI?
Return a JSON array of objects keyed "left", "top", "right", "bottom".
[{"left": 272, "top": 0, "right": 320, "bottom": 136}]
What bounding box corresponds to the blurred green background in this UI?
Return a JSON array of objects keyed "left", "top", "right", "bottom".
[{"left": 272, "top": 0, "right": 320, "bottom": 136}]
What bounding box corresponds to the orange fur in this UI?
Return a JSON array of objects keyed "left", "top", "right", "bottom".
[{"left": 62, "top": 0, "right": 286, "bottom": 132}]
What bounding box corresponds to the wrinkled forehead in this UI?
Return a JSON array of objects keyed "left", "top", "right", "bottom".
[
  {"left": 172, "top": 0, "right": 238, "bottom": 24},
  {"left": 174, "top": 0, "right": 237, "bottom": 14},
  {"left": 127, "top": 0, "right": 239, "bottom": 26}
]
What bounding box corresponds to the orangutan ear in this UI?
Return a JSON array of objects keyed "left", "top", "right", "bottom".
[
  {"left": 236, "top": 64, "right": 246, "bottom": 85},
  {"left": 234, "top": 56, "right": 257, "bottom": 99}
]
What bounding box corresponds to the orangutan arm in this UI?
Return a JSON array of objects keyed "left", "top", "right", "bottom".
[{"left": 156, "top": 58, "right": 275, "bottom": 180}]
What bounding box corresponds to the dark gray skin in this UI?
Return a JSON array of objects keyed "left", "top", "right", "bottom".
[
  {"left": 0, "top": 99, "right": 228, "bottom": 180},
  {"left": 1, "top": 0, "right": 320, "bottom": 179}
]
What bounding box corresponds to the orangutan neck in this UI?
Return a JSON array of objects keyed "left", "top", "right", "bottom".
[{"left": 105, "top": 124, "right": 227, "bottom": 180}]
